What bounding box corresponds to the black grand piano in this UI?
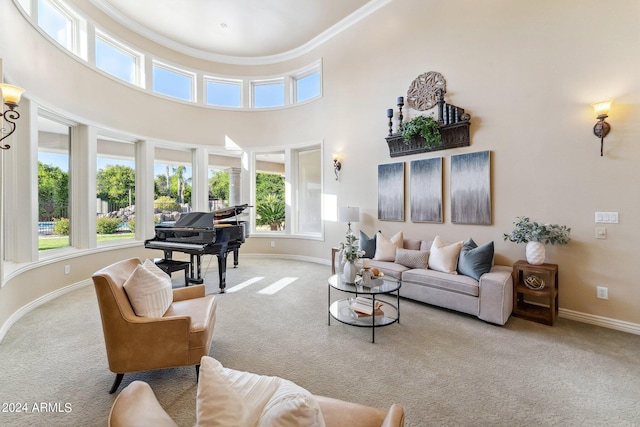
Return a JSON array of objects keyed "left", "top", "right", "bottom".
[{"left": 144, "top": 204, "right": 249, "bottom": 292}]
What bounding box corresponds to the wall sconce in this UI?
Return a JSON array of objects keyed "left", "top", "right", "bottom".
[
  {"left": 0, "top": 83, "right": 25, "bottom": 150},
  {"left": 332, "top": 153, "right": 342, "bottom": 181},
  {"left": 592, "top": 100, "right": 612, "bottom": 157}
]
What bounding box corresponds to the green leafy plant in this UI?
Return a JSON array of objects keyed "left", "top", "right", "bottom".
[
  {"left": 503, "top": 216, "right": 571, "bottom": 245},
  {"left": 399, "top": 115, "right": 442, "bottom": 148},
  {"left": 154, "top": 196, "right": 180, "bottom": 212},
  {"left": 96, "top": 217, "right": 121, "bottom": 234},
  {"left": 339, "top": 232, "right": 365, "bottom": 263},
  {"left": 53, "top": 217, "right": 70, "bottom": 236},
  {"left": 256, "top": 193, "right": 285, "bottom": 231}
]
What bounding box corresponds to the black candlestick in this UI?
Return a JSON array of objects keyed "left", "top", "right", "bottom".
[
  {"left": 397, "top": 98, "right": 404, "bottom": 132},
  {"left": 387, "top": 110, "right": 393, "bottom": 136}
]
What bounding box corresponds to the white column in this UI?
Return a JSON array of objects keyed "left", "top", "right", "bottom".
[
  {"left": 135, "top": 140, "right": 155, "bottom": 240},
  {"left": 191, "top": 147, "right": 208, "bottom": 212},
  {"left": 70, "top": 125, "right": 97, "bottom": 249},
  {"left": 4, "top": 97, "right": 38, "bottom": 262}
]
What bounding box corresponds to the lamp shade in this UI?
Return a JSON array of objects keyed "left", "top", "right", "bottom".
[
  {"left": 338, "top": 206, "right": 359, "bottom": 223},
  {"left": 592, "top": 100, "right": 612, "bottom": 117},
  {"left": 0, "top": 84, "right": 25, "bottom": 106}
]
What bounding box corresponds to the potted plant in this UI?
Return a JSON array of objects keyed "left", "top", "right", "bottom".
[
  {"left": 339, "top": 232, "right": 365, "bottom": 283},
  {"left": 399, "top": 114, "right": 442, "bottom": 149},
  {"left": 503, "top": 216, "right": 571, "bottom": 265}
]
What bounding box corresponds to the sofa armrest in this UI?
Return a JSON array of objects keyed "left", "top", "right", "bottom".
[
  {"left": 172, "top": 284, "right": 206, "bottom": 301},
  {"left": 109, "top": 381, "right": 178, "bottom": 427},
  {"left": 381, "top": 403, "right": 405, "bottom": 427},
  {"left": 477, "top": 265, "right": 513, "bottom": 325}
]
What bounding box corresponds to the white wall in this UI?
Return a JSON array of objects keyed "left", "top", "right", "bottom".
[{"left": 1, "top": 0, "right": 639, "bottom": 332}]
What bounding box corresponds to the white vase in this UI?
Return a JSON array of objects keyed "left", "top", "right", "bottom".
[
  {"left": 336, "top": 249, "right": 346, "bottom": 274},
  {"left": 526, "top": 241, "right": 546, "bottom": 265},
  {"left": 343, "top": 261, "right": 357, "bottom": 283}
]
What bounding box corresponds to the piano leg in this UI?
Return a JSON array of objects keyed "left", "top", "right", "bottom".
[
  {"left": 233, "top": 247, "right": 239, "bottom": 268},
  {"left": 217, "top": 252, "right": 229, "bottom": 293},
  {"left": 187, "top": 254, "right": 204, "bottom": 284}
]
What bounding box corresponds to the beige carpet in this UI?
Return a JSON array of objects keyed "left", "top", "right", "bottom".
[{"left": 1, "top": 256, "right": 639, "bottom": 426}]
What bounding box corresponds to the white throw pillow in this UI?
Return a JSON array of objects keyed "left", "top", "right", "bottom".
[
  {"left": 258, "top": 379, "right": 326, "bottom": 427},
  {"left": 195, "top": 356, "right": 325, "bottom": 427},
  {"left": 395, "top": 248, "right": 429, "bottom": 269},
  {"left": 428, "top": 236, "right": 464, "bottom": 274},
  {"left": 123, "top": 264, "right": 173, "bottom": 318},
  {"left": 196, "top": 357, "right": 249, "bottom": 427},
  {"left": 143, "top": 258, "right": 170, "bottom": 279},
  {"left": 373, "top": 231, "right": 403, "bottom": 261}
]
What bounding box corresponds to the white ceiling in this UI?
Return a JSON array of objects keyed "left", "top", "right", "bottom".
[{"left": 90, "top": 0, "right": 389, "bottom": 65}]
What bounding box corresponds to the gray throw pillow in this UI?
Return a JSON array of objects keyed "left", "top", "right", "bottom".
[
  {"left": 359, "top": 230, "right": 376, "bottom": 258},
  {"left": 458, "top": 238, "right": 494, "bottom": 281}
]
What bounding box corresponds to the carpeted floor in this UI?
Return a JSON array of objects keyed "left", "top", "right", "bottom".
[{"left": 1, "top": 256, "right": 639, "bottom": 426}]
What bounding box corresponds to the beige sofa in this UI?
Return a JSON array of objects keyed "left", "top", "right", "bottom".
[{"left": 336, "top": 236, "right": 513, "bottom": 326}]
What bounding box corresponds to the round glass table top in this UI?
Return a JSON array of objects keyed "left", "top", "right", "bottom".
[{"left": 328, "top": 274, "right": 401, "bottom": 295}]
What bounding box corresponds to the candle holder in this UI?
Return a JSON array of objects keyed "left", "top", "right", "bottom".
[
  {"left": 397, "top": 96, "right": 404, "bottom": 132},
  {"left": 387, "top": 108, "right": 394, "bottom": 135}
]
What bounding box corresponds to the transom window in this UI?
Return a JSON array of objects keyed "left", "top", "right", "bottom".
[
  {"left": 252, "top": 79, "right": 285, "bottom": 108},
  {"left": 205, "top": 78, "right": 242, "bottom": 108},
  {"left": 152, "top": 61, "right": 195, "bottom": 102},
  {"left": 37, "top": 0, "right": 78, "bottom": 53},
  {"left": 294, "top": 71, "right": 321, "bottom": 103},
  {"left": 95, "top": 31, "right": 143, "bottom": 86}
]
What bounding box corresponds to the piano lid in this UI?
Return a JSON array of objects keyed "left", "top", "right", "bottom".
[{"left": 170, "top": 205, "right": 250, "bottom": 229}]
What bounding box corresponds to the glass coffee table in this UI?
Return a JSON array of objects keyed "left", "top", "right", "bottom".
[{"left": 328, "top": 274, "right": 401, "bottom": 343}]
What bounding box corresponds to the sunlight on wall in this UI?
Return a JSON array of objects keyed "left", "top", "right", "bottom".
[{"left": 323, "top": 193, "right": 337, "bottom": 222}]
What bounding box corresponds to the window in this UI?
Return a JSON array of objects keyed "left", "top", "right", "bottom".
[
  {"left": 153, "top": 62, "right": 195, "bottom": 101},
  {"left": 37, "top": 116, "right": 70, "bottom": 251},
  {"left": 154, "top": 147, "right": 193, "bottom": 218},
  {"left": 294, "top": 147, "right": 321, "bottom": 234},
  {"left": 37, "top": 0, "right": 82, "bottom": 54},
  {"left": 295, "top": 71, "right": 321, "bottom": 103},
  {"left": 254, "top": 152, "right": 286, "bottom": 232},
  {"left": 252, "top": 144, "right": 322, "bottom": 238},
  {"left": 209, "top": 167, "right": 230, "bottom": 211},
  {"left": 252, "top": 79, "right": 285, "bottom": 108},
  {"left": 96, "top": 140, "right": 136, "bottom": 241},
  {"left": 206, "top": 79, "right": 242, "bottom": 108},
  {"left": 96, "top": 32, "right": 142, "bottom": 85}
]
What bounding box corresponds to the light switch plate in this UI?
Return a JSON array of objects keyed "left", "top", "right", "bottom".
[
  {"left": 595, "top": 212, "right": 619, "bottom": 224},
  {"left": 596, "top": 227, "right": 607, "bottom": 239}
]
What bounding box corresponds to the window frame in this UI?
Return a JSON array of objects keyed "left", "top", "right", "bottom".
[
  {"left": 95, "top": 30, "right": 144, "bottom": 87},
  {"left": 251, "top": 78, "right": 286, "bottom": 109},
  {"left": 204, "top": 77, "right": 243, "bottom": 108},
  {"left": 291, "top": 62, "right": 322, "bottom": 104},
  {"left": 36, "top": 0, "right": 84, "bottom": 56},
  {"left": 152, "top": 60, "right": 197, "bottom": 102}
]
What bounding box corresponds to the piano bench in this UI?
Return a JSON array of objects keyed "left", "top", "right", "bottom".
[{"left": 154, "top": 259, "right": 190, "bottom": 287}]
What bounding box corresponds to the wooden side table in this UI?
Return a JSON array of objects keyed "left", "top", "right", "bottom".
[{"left": 512, "top": 260, "right": 558, "bottom": 325}]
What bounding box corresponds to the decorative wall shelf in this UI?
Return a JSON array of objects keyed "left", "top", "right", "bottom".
[{"left": 385, "top": 71, "right": 471, "bottom": 157}]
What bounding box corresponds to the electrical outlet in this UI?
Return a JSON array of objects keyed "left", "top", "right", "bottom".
[
  {"left": 270, "top": 241, "right": 275, "bottom": 248},
  {"left": 596, "top": 286, "right": 608, "bottom": 299},
  {"left": 595, "top": 227, "right": 607, "bottom": 239},
  {"left": 64, "top": 265, "right": 70, "bottom": 275}
]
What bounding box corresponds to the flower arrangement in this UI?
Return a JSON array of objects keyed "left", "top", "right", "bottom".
[
  {"left": 503, "top": 216, "right": 571, "bottom": 245},
  {"left": 339, "top": 231, "right": 365, "bottom": 263}
]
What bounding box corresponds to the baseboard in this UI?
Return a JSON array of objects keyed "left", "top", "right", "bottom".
[
  {"left": 559, "top": 308, "right": 640, "bottom": 335},
  {"left": 0, "top": 279, "right": 92, "bottom": 344}
]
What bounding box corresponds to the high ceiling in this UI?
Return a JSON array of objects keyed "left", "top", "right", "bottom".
[{"left": 90, "top": 0, "right": 387, "bottom": 64}]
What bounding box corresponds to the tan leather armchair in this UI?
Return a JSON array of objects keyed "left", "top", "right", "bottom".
[
  {"left": 109, "top": 381, "right": 405, "bottom": 427},
  {"left": 92, "top": 258, "right": 217, "bottom": 394}
]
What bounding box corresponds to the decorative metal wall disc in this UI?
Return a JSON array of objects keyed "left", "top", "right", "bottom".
[{"left": 406, "top": 71, "right": 446, "bottom": 111}]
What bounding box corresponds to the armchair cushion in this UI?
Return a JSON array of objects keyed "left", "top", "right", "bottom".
[{"left": 123, "top": 263, "right": 173, "bottom": 318}]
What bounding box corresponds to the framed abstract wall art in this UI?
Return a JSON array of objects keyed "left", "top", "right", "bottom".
[
  {"left": 410, "top": 157, "right": 443, "bottom": 223},
  {"left": 450, "top": 150, "right": 491, "bottom": 225},
  {"left": 378, "top": 162, "right": 405, "bottom": 221}
]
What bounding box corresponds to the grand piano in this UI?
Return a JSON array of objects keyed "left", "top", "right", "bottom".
[{"left": 144, "top": 204, "right": 249, "bottom": 292}]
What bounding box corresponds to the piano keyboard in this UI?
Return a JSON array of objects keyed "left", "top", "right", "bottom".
[{"left": 145, "top": 241, "right": 207, "bottom": 250}]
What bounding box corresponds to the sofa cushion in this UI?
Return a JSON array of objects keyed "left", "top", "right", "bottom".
[
  {"left": 403, "top": 239, "right": 422, "bottom": 250},
  {"left": 395, "top": 248, "right": 429, "bottom": 269},
  {"left": 373, "top": 231, "right": 403, "bottom": 261},
  {"left": 458, "top": 238, "right": 494, "bottom": 281},
  {"left": 428, "top": 236, "right": 464, "bottom": 274},
  {"left": 258, "top": 379, "right": 326, "bottom": 427},
  {"left": 420, "top": 240, "right": 433, "bottom": 251},
  {"left": 359, "top": 230, "right": 376, "bottom": 258},
  {"left": 123, "top": 264, "right": 173, "bottom": 318},
  {"left": 402, "top": 268, "right": 480, "bottom": 297}
]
